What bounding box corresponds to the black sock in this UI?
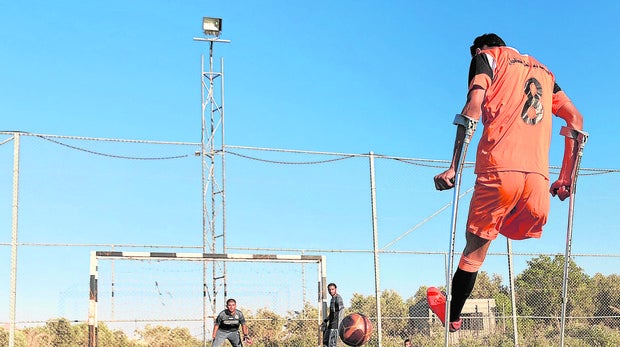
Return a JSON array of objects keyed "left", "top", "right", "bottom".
[{"left": 450, "top": 268, "right": 478, "bottom": 322}]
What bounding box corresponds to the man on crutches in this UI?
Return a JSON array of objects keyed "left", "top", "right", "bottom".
[{"left": 427, "top": 33, "right": 585, "bottom": 333}]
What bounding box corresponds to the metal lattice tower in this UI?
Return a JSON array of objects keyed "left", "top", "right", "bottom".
[{"left": 194, "top": 19, "right": 230, "bottom": 345}]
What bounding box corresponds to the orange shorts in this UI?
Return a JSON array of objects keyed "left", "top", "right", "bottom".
[{"left": 466, "top": 171, "right": 550, "bottom": 240}]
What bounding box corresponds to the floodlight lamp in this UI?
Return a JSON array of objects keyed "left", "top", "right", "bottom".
[{"left": 202, "top": 17, "right": 222, "bottom": 37}]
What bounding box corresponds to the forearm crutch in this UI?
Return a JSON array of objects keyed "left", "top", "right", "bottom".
[
  {"left": 559, "top": 126, "right": 588, "bottom": 346},
  {"left": 444, "top": 114, "right": 477, "bottom": 341}
]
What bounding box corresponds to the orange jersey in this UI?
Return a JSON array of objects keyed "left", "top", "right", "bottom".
[{"left": 468, "top": 47, "right": 571, "bottom": 178}]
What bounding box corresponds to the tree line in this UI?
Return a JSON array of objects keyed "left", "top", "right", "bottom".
[{"left": 1, "top": 255, "right": 620, "bottom": 346}]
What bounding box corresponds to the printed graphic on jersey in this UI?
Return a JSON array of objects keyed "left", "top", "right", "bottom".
[{"left": 521, "top": 78, "right": 544, "bottom": 125}]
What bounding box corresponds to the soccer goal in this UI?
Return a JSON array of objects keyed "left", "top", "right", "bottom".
[{"left": 88, "top": 251, "right": 327, "bottom": 347}]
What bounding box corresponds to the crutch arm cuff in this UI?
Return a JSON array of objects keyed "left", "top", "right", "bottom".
[
  {"left": 453, "top": 113, "right": 478, "bottom": 138},
  {"left": 453, "top": 113, "right": 477, "bottom": 127},
  {"left": 560, "top": 126, "right": 588, "bottom": 144}
]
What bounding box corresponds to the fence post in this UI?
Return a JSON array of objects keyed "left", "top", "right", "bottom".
[
  {"left": 369, "top": 152, "right": 382, "bottom": 346},
  {"left": 9, "top": 132, "right": 21, "bottom": 347},
  {"left": 507, "top": 239, "right": 519, "bottom": 346}
]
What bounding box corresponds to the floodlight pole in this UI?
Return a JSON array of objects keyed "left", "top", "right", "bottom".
[{"left": 193, "top": 34, "right": 230, "bottom": 346}]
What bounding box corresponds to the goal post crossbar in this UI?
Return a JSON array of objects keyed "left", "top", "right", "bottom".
[
  {"left": 93, "top": 250, "right": 326, "bottom": 262},
  {"left": 88, "top": 251, "right": 327, "bottom": 347}
]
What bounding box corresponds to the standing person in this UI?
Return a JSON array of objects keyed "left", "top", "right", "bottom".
[
  {"left": 404, "top": 338, "right": 412, "bottom": 347},
  {"left": 322, "top": 283, "right": 344, "bottom": 347},
  {"left": 429, "top": 33, "right": 585, "bottom": 332},
  {"left": 212, "top": 298, "right": 252, "bottom": 346}
]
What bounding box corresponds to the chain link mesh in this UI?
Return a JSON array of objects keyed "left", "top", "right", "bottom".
[{"left": 0, "top": 133, "right": 618, "bottom": 346}]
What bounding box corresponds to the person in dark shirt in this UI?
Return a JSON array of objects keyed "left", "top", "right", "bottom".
[
  {"left": 212, "top": 298, "right": 251, "bottom": 346},
  {"left": 322, "top": 283, "right": 344, "bottom": 347}
]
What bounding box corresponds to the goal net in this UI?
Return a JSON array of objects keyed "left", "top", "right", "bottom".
[{"left": 88, "top": 251, "right": 327, "bottom": 346}]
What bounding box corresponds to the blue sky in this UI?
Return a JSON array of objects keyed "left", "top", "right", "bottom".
[{"left": 1, "top": 0, "right": 619, "bottom": 325}]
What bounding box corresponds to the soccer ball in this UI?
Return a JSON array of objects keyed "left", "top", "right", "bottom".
[{"left": 338, "top": 313, "right": 373, "bottom": 346}]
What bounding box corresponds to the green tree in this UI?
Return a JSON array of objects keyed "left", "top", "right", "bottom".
[
  {"left": 85, "top": 323, "right": 139, "bottom": 347},
  {"left": 410, "top": 286, "right": 428, "bottom": 305},
  {"left": 470, "top": 271, "right": 503, "bottom": 298},
  {"left": 348, "top": 290, "right": 408, "bottom": 340},
  {"left": 284, "top": 302, "right": 320, "bottom": 347},
  {"left": 45, "top": 319, "right": 79, "bottom": 347},
  {"left": 591, "top": 273, "right": 620, "bottom": 328},
  {"left": 136, "top": 325, "right": 201, "bottom": 347},
  {"left": 247, "top": 308, "right": 286, "bottom": 347},
  {"left": 0, "top": 327, "right": 28, "bottom": 347},
  {"left": 379, "top": 290, "right": 408, "bottom": 338},
  {"left": 348, "top": 293, "right": 374, "bottom": 315},
  {"left": 515, "top": 255, "right": 591, "bottom": 321},
  {"left": 60, "top": 321, "right": 138, "bottom": 347},
  {"left": 22, "top": 325, "right": 53, "bottom": 347}
]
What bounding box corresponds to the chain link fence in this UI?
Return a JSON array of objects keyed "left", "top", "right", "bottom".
[
  {"left": 1, "top": 132, "right": 619, "bottom": 346},
  {"left": 345, "top": 253, "right": 620, "bottom": 346}
]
